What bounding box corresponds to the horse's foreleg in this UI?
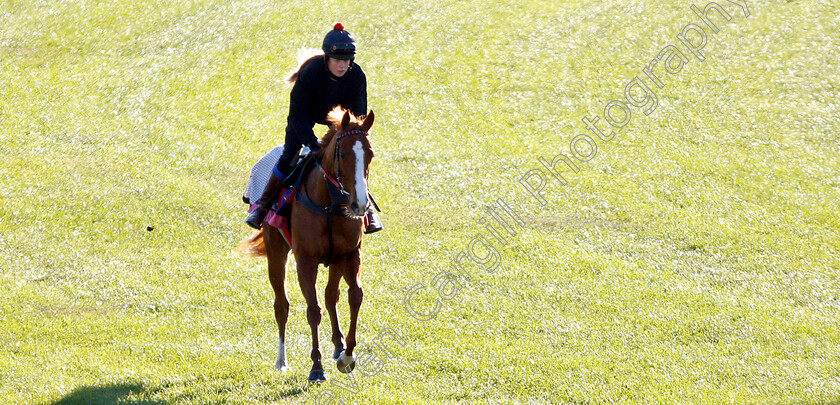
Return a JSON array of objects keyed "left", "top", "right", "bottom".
[
  {"left": 325, "top": 266, "right": 346, "bottom": 361},
  {"left": 336, "top": 249, "right": 363, "bottom": 374},
  {"left": 297, "top": 256, "right": 327, "bottom": 382},
  {"left": 264, "top": 227, "right": 291, "bottom": 372}
]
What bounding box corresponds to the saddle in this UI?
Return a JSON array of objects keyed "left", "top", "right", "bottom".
[{"left": 279, "top": 154, "right": 316, "bottom": 191}]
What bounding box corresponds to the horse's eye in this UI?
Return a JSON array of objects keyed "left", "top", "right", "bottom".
[{"left": 339, "top": 152, "right": 346, "bottom": 159}]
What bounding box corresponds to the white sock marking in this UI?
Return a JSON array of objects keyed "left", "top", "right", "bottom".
[{"left": 275, "top": 338, "right": 288, "bottom": 371}]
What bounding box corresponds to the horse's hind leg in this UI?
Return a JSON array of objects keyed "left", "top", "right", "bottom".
[
  {"left": 263, "top": 226, "right": 291, "bottom": 372},
  {"left": 325, "top": 265, "right": 345, "bottom": 361},
  {"left": 334, "top": 249, "right": 363, "bottom": 374},
  {"left": 297, "top": 256, "right": 327, "bottom": 382}
]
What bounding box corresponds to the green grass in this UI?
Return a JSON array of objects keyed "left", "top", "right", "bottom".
[{"left": 2, "top": 0, "right": 839, "bottom": 403}]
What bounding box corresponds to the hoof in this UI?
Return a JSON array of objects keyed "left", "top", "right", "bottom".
[
  {"left": 336, "top": 352, "right": 356, "bottom": 374},
  {"left": 332, "top": 348, "right": 344, "bottom": 361},
  {"left": 274, "top": 361, "right": 288, "bottom": 372},
  {"left": 308, "top": 369, "right": 327, "bottom": 383}
]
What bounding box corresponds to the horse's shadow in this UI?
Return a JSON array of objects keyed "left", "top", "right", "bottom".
[
  {"left": 50, "top": 382, "right": 164, "bottom": 405},
  {"left": 49, "top": 379, "right": 308, "bottom": 404}
]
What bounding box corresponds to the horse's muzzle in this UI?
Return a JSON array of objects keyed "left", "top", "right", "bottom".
[{"left": 349, "top": 201, "right": 366, "bottom": 217}]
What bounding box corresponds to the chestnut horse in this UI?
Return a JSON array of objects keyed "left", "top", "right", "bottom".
[{"left": 239, "top": 108, "right": 375, "bottom": 382}]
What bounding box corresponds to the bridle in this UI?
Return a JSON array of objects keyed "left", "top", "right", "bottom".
[
  {"left": 310, "top": 128, "right": 370, "bottom": 216},
  {"left": 331, "top": 128, "right": 369, "bottom": 199}
]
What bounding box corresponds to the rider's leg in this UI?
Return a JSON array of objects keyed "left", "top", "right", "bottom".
[
  {"left": 363, "top": 192, "right": 383, "bottom": 235},
  {"left": 245, "top": 166, "right": 288, "bottom": 230},
  {"left": 363, "top": 209, "right": 383, "bottom": 234},
  {"left": 245, "top": 143, "right": 301, "bottom": 230}
]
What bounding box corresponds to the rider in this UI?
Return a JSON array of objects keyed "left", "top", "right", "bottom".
[{"left": 245, "top": 23, "right": 382, "bottom": 233}]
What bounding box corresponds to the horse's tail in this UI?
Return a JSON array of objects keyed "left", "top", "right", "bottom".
[
  {"left": 285, "top": 48, "right": 324, "bottom": 85},
  {"left": 236, "top": 229, "right": 267, "bottom": 258}
]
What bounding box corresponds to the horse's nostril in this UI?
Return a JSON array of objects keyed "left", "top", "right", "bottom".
[{"left": 350, "top": 202, "right": 359, "bottom": 211}]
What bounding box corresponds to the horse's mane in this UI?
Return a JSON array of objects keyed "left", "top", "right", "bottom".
[
  {"left": 315, "top": 107, "right": 368, "bottom": 165},
  {"left": 319, "top": 107, "right": 365, "bottom": 150},
  {"left": 285, "top": 48, "right": 324, "bottom": 84}
]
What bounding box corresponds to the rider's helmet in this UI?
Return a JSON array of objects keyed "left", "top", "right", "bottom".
[{"left": 322, "top": 22, "right": 356, "bottom": 60}]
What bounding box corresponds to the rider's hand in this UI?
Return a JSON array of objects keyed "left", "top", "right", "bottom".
[{"left": 307, "top": 142, "right": 323, "bottom": 155}]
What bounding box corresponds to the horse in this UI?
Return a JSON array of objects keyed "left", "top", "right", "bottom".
[{"left": 238, "top": 107, "right": 375, "bottom": 382}]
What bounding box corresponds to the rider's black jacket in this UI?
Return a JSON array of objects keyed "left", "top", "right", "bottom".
[{"left": 286, "top": 56, "right": 367, "bottom": 148}]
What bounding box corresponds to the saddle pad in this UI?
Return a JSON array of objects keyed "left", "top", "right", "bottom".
[{"left": 242, "top": 145, "right": 284, "bottom": 204}]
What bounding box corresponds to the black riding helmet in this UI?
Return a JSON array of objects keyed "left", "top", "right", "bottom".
[{"left": 322, "top": 22, "right": 356, "bottom": 60}]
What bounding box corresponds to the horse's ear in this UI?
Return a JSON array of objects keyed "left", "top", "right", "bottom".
[
  {"left": 361, "top": 110, "right": 375, "bottom": 132},
  {"left": 341, "top": 110, "right": 351, "bottom": 130}
]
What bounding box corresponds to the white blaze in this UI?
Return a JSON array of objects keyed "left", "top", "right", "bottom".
[{"left": 353, "top": 140, "right": 369, "bottom": 212}]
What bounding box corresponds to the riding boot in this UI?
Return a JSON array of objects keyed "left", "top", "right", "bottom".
[
  {"left": 245, "top": 172, "right": 286, "bottom": 230},
  {"left": 363, "top": 208, "right": 383, "bottom": 234}
]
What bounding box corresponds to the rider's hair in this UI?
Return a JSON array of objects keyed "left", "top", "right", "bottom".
[{"left": 285, "top": 48, "right": 324, "bottom": 85}]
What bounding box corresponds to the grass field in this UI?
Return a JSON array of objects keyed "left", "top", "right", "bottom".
[{"left": 1, "top": 0, "right": 839, "bottom": 404}]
